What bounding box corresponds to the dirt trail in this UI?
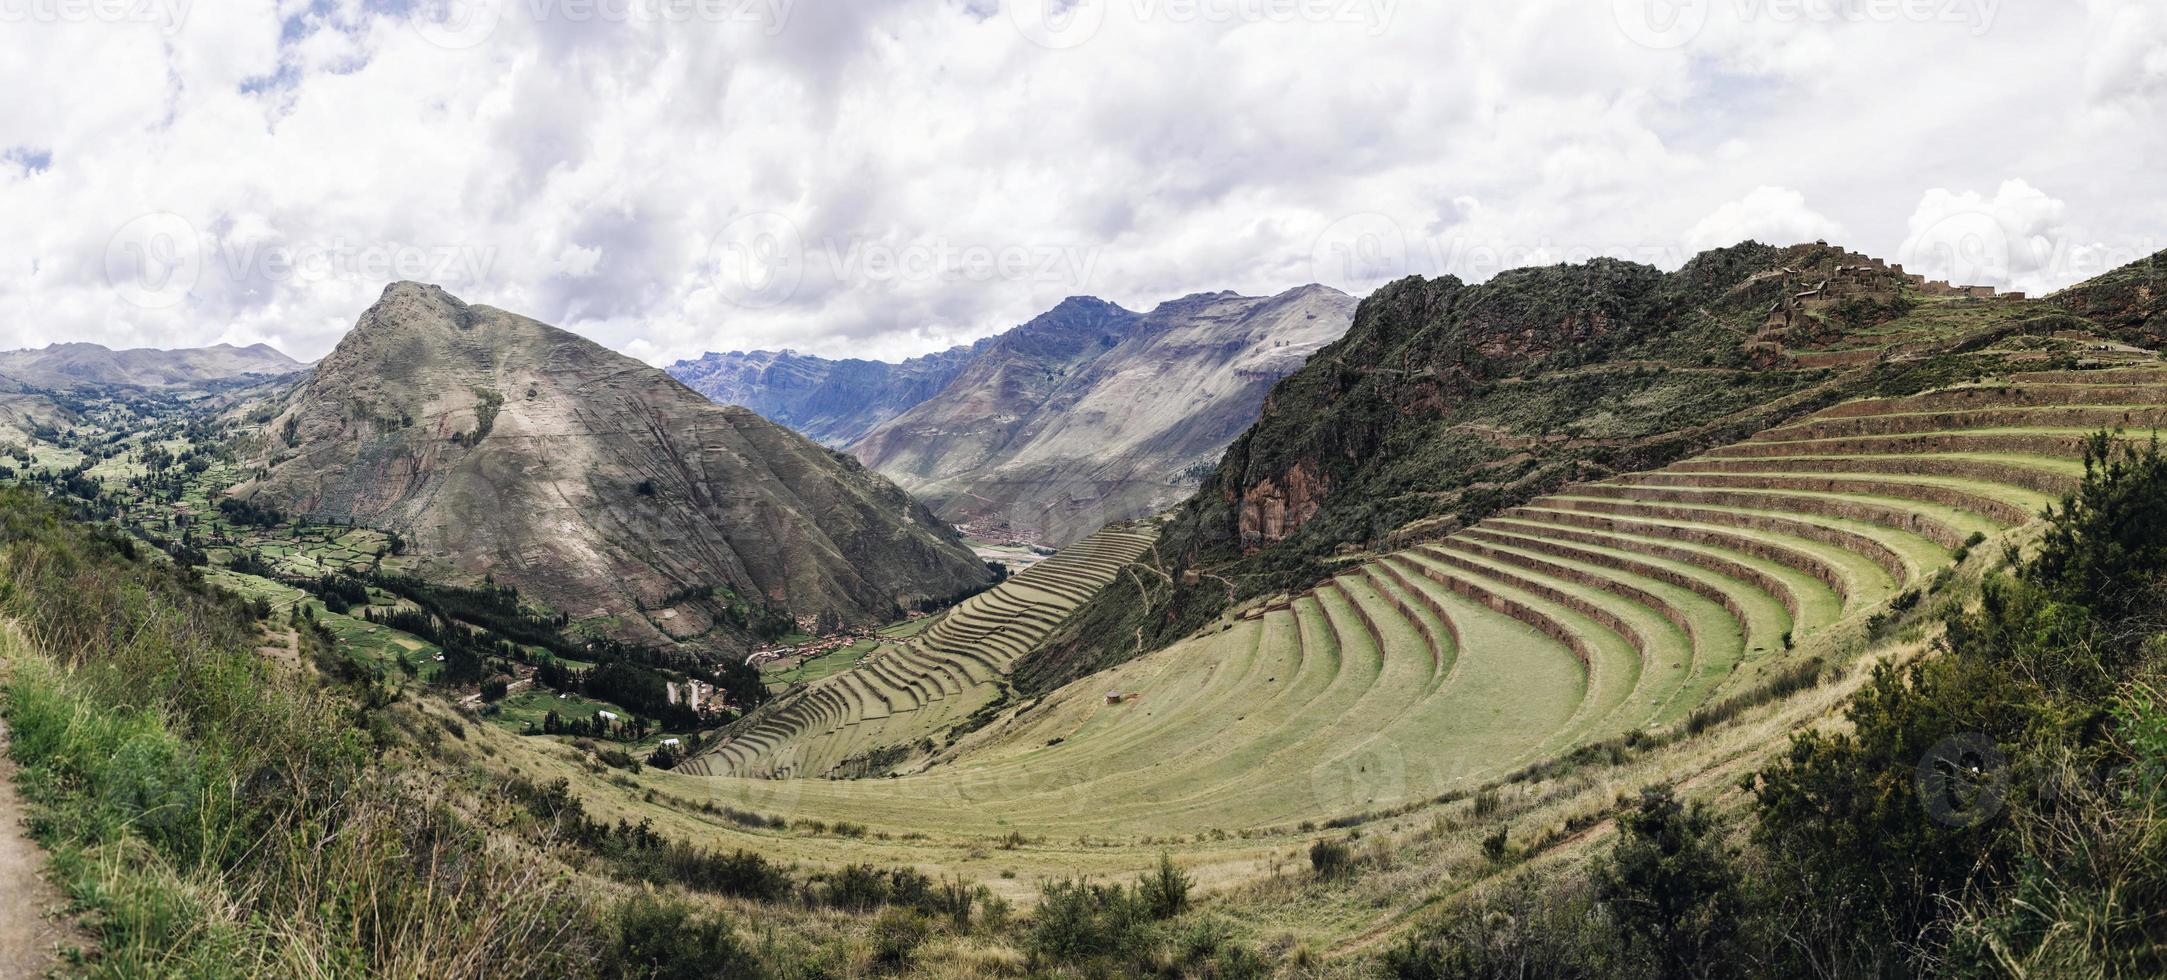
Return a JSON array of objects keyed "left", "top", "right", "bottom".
[{"left": 0, "top": 714, "right": 78, "bottom": 977}]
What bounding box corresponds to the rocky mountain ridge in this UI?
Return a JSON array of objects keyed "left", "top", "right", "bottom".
[
  {"left": 847, "top": 285, "right": 1357, "bottom": 545},
  {"left": 233, "top": 282, "right": 996, "bottom": 657},
  {"left": 665, "top": 342, "right": 991, "bottom": 447}
]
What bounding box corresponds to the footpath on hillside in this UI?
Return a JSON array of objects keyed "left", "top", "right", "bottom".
[{"left": 0, "top": 711, "right": 79, "bottom": 976}]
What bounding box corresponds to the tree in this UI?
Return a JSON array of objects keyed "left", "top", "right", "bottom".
[
  {"left": 1595, "top": 785, "right": 1741, "bottom": 980},
  {"left": 1139, "top": 852, "right": 1192, "bottom": 919}
]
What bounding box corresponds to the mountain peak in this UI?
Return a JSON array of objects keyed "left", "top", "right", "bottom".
[{"left": 252, "top": 288, "right": 996, "bottom": 655}]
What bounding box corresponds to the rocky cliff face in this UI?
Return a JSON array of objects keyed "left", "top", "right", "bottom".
[
  {"left": 666, "top": 343, "right": 988, "bottom": 447},
  {"left": 1190, "top": 246, "right": 1816, "bottom": 556},
  {"left": 235, "top": 283, "right": 996, "bottom": 657},
  {"left": 849, "top": 286, "right": 1357, "bottom": 545},
  {"left": 2054, "top": 248, "right": 2167, "bottom": 339},
  {"left": 0, "top": 342, "right": 303, "bottom": 388}
]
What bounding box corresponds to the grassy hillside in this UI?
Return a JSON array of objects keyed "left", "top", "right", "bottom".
[{"left": 1017, "top": 244, "right": 2152, "bottom": 694}]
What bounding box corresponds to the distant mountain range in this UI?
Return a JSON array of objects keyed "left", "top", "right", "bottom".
[
  {"left": 234, "top": 283, "right": 996, "bottom": 656},
  {"left": 671, "top": 284, "right": 1357, "bottom": 545},
  {"left": 0, "top": 341, "right": 303, "bottom": 389},
  {"left": 667, "top": 343, "right": 990, "bottom": 447}
]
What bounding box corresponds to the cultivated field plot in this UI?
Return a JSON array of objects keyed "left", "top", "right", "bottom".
[
  {"left": 681, "top": 524, "right": 1161, "bottom": 779},
  {"left": 663, "top": 364, "right": 2165, "bottom": 837}
]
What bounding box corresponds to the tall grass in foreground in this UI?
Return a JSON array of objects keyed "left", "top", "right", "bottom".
[{"left": 0, "top": 490, "right": 596, "bottom": 977}]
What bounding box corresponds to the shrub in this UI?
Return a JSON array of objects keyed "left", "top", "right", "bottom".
[
  {"left": 605, "top": 892, "right": 757, "bottom": 980},
  {"left": 1481, "top": 824, "right": 1510, "bottom": 863},
  {"left": 1027, "top": 878, "right": 1155, "bottom": 971},
  {"left": 1593, "top": 785, "right": 1740, "bottom": 979},
  {"left": 870, "top": 908, "right": 930, "bottom": 972},
  {"left": 1139, "top": 852, "right": 1193, "bottom": 919},
  {"left": 1310, "top": 837, "right": 1354, "bottom": 878}
]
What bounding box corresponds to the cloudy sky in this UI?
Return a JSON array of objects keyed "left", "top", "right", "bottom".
[{"left": 2, "top": 0, "right": 2163, "bottom": 365}]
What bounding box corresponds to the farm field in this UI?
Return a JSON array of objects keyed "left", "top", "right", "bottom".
[
  {"left": 648, "top": 360, "right": 2166, "bottom": 847},
  {"left": 682, "top": 524, "right": 1161, "bottom": 779}
]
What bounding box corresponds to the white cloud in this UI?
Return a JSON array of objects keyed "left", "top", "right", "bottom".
[
  {"left": 0, "top": 0, "right": 2161, "bottom": 365},
  {"left": 1896, "top": 179, "right": 2153, "bottom": 297},
  {"left": 1684, "top": 186, "right": 1844, "bottom": 253}
]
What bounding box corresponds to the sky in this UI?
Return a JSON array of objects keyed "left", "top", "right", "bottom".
[{"left": 1, "top": 0, "right": 2163, "bottom": 366}]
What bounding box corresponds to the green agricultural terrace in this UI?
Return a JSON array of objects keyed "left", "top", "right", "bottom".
[
  {"left": 649, "top": 362, "right": 2164, "bottom": 843},
  {"left": 681, "top": 524, "right": 1161, "bottom": 779}
]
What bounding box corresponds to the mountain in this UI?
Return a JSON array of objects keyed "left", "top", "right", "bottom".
[
  {"left": 231, "top": 282, "right": 996, "bottom": 656},
  {"left": 665, "top": 342, "right": 987, "bottom": 447},
  {"left": 2052, "top": 247, "right": 2166, "bottom": 337},
  {"left": 1016, "top": 241, "right": 2104, "bottom": 689},
  {"left": 0, "top": 341, "right": 303, "bottom": 388},
  {"left": 849, "top": 285, "right": 1357, "bottom": 545}
]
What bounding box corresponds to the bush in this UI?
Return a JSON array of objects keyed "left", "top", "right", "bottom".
[
  {"left": 605, "top": 892, "right": 757, "bottom": 980},
  {"left": 1481, "top": 824, "right": 1510, "bottom": 863},
  {"left": 870, "top": 908, "right": 930, "bottom": 972},
  {"left": 1027, "top": 878, "right": 1156, "bottom": 971},
  {"left": 1139, "top": 852, "right": 1192, "bottom": 919},
  {"left": 1310, "top": 837, "right": 1354, "bottom": 878},
  {"left": 1593, "top": 785, "right": 1740, "bottom": 979}
]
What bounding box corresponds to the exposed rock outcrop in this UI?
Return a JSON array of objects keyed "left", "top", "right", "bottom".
[{"left": 234, "top": 283, "right": 996, "bottom": 657}]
